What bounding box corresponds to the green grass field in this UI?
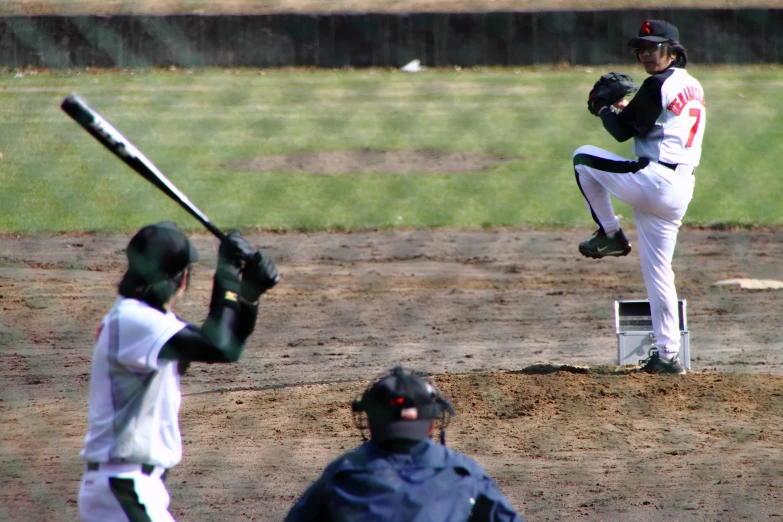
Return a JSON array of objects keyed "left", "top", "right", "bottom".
[{"left": 1, "top": 65, "right": 781, "bottom": 234}]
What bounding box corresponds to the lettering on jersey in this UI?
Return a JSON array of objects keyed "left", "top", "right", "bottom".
[{"left": 667, "top": 86, "right": 705, "bottom": 115}]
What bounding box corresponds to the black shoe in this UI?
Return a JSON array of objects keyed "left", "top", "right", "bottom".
[
  {"left": 636, "top": 349, "right": 687, "bottom": 375},
  {"left": 579, "top": 229, "right": 631, "bottom": 259}
]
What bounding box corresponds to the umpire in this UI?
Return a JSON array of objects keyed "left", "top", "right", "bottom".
[{"left": 284, "top": 366, "right": 524, "bottom": 522}]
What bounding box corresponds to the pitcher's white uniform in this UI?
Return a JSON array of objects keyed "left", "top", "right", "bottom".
[
  {"left": 78, "top": 297, "right": 186, "bottom": 522},
  {"left": 574, "top": 65, "right": 706, "bottom": 360}
]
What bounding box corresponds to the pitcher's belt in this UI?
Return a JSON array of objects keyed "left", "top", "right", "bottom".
[{"left": 657, "top": 161, "right": 695, "bottom": 175}]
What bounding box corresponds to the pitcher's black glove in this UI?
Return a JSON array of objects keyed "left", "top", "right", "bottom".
[
  {"left": 241, "top": 250, "right": 280, "bottom": 303},
  {"left": 587, "top": 72, "right": 638, "bottom": 116}
]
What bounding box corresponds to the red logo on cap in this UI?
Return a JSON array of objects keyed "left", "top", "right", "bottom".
[{"left": 642, "top": 22, "right": 652, "bottom": 35}]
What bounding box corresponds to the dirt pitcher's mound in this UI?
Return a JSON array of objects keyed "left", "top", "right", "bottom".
[
  {"left": 228, "top": 149, "right": 522, "bottom": 174},
  {"left": 170, "top": 369, "right": 783, "bottom": 521}
]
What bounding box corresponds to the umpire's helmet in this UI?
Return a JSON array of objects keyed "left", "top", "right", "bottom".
[{"left": 352, "top": 366, "right": 455, "bottom": 444}]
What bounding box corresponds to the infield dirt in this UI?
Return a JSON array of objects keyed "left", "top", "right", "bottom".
[{"left": 1, "top": 225, "right": 782, "bottom": 521}]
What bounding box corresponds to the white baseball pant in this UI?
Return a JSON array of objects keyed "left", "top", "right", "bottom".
[
  {"left": 574, "top": 145, "right": 695, "bottom": 359},
  {"left": 78, "top": 462, "right": 175, "bottom": 522}
]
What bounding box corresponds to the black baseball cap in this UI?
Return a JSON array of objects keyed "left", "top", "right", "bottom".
[
  {"left": 353, "top": 366, "right": 455, "bottom": 443},
  {"left": 126, "top": 221, "right": 198, "bottom": 284},
  {"left": 628, "top": 20, "right": 680, "bottom": 47}
]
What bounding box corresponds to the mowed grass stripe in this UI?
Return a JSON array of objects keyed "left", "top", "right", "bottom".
[{"left": 1, "top": 66, "right": 781, "bottom": 233}]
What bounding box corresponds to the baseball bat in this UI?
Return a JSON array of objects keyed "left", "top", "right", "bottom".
[{"left": 61, "top": 93, "right": 228, "bottom": 242}]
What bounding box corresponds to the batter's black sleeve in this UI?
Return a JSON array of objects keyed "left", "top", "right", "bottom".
[
  {"left": 599, "top": 74, "right": 666, "bottom": 142},
  {"left": 158, "top": 300, "right": 259, "bottom": 363}
]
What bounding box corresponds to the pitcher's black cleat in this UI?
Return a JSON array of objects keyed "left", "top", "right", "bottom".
[
  {"left": 636, "top": 349, "right": 687, "bottom": 375},
  {"left": 579, "top": 229, "right": 632, "bottom": 259}
]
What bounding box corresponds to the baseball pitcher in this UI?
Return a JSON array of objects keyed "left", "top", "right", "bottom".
[{"left": 574, "top": 20, "right": 706, "bottom": 374}]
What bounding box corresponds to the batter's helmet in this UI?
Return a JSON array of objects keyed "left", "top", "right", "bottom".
[
  {"left": 118, "top": 221, "right": 199, "bottom": 310},
  {"left": 126, "top": 221, "right": 198, "bottom": 284}
]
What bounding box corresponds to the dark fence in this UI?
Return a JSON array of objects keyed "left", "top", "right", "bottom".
[{"left": 0, "top": 9, "right": 781, "bottom": 68}]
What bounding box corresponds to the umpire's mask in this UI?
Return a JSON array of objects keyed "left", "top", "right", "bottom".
[{"left": 352, "top": 366, "right": 455, "bottom": 445}]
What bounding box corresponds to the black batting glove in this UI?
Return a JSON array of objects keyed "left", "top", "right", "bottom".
[
  {"left": 218, "top": 230, "right": 254, "bottom": 276},
  {"left": 241, "top": 250, "right": 280, "bottom": 303},
  {"left": 212, "top": 231, "right": 254, "bottom": 309}
]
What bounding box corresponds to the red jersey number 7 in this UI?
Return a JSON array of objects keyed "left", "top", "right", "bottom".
[{"left": 686, "top": 108, "right": 702, "bottom": 148}]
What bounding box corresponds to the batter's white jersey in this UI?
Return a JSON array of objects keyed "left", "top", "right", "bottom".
[
  {"left": 81, "top": 297, "right": 187, "bottom": 469},
  {"left": 633, "top": 68, "right": 706, "bottom": 167}
]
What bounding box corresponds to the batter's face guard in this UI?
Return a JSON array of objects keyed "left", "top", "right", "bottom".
[{"left": 352, "top": 366, "right": 455, "bottom": 445}]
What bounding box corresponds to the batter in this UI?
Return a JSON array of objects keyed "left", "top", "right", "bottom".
[{"left": 78, "top": 222, "right": 279, "bottom": 521}]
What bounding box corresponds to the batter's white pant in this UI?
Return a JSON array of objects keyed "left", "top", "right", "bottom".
[
  {"left": 573, "top": 145, "right": 695, "bottom": 358},
  {"left": 79, "top": 462, "right": 175, "bottom": 522}
]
